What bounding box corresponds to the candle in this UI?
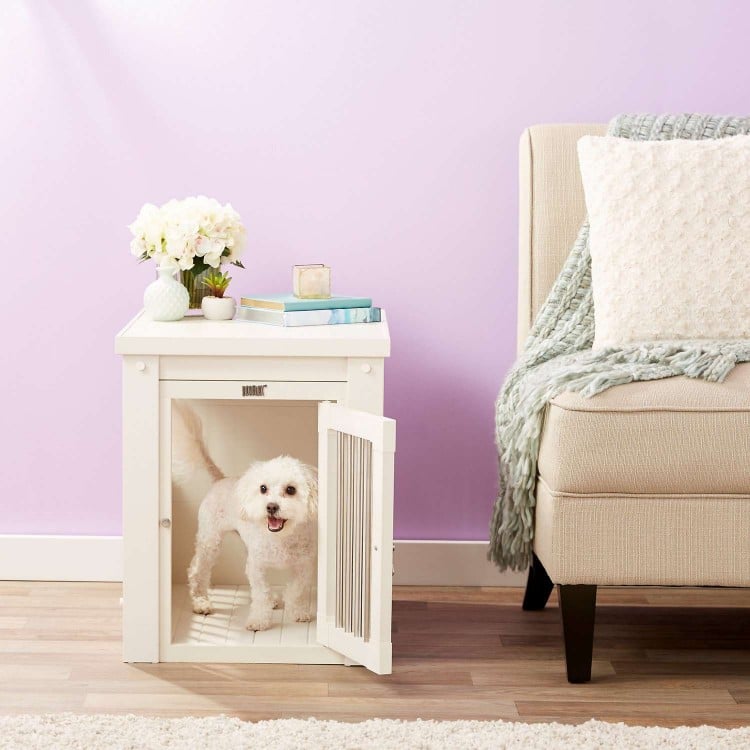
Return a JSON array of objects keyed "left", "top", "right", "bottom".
[{"left": 293, "top": 264, "right": 332, "bottom": 299}]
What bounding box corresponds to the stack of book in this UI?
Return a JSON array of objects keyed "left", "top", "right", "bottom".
[{"left": 237, "top": 294, "right": 381, "bottom": 327}]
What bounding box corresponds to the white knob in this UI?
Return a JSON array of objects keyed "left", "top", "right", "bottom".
[
  {"left": 361, "top": 363, "right": 372, "bottom": 374},
  {"left": 135, "top": 361, "right": 146, "bottom": 372}
]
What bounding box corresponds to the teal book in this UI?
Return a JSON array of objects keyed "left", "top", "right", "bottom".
[
  {"left": 239, "top": 294, "right": 372, "bottom": 312},
  {"left": 236, "top": 306, "right": 381, "bottom": 327}
]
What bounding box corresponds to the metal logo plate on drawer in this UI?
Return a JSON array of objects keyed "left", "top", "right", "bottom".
[{"left": 242, "top": 384, "right": 268, "bottom": 397}]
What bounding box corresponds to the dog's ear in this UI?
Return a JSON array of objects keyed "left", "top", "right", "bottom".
[
  {"left": 234, "top": 462, "right": 261, "bottom": 519},
  {"left": 302, "top": 463, "right": 318, "bottom": 513}
]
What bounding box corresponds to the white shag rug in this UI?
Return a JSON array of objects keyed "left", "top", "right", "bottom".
[{"left": 0, "top": 714, "right": 749, "bottom": 750}]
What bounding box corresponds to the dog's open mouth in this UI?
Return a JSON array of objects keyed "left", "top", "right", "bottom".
[{"left": 267, "top": 516, "right": 286, "bottom": 532}]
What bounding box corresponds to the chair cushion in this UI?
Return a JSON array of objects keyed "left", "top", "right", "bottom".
[
  {"left": 534, "top": 481, "right": 750, "bottom": 585},
  {"left": 538, "top": 363, "right": 750, "bottom": 495}
]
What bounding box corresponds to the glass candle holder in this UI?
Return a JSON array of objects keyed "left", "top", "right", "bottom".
[{"left": 293, "top": 264, "right": 331, "bottom": 299}]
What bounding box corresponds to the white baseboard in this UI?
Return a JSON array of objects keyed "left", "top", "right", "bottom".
[
  {"left": 0, "top": 536, "right": 525, "bottom": 586},
  {"left": 0, "top": 535, "right": 123, "bottom": 582},
  {"left": 393, "top": 540, "right": 526, "bottom": 586}
]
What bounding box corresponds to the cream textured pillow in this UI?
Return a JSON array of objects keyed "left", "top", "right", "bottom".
[{"left": 577, "top": 134, "right": 750, "bottom": 349}]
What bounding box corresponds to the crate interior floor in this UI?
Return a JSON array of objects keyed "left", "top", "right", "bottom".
[
  {"left": 1, "top": 582, "right": 749, "bottom": 726},
  {"left": 171, "top": 585, "right": 316, "bottom": 647}
]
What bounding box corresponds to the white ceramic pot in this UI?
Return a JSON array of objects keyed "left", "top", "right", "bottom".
[
  {"left": 143, "top": 266, "right": 189, "bottom": 321},
  {"left": 201, "top": 295, "right": 236, "bottom": 320}
]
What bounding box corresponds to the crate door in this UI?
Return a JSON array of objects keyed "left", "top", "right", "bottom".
[{"left": 317, "top": 402, "right": 396, "bottom": 674}]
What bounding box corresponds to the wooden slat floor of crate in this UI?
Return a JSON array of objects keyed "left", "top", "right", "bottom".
[{"left": 171, "top": 585, "right": 314, "bottom": 647}]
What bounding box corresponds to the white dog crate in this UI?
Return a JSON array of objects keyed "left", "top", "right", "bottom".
[{"left": 115, "top": 310, "right": 395, "bottom": 674}]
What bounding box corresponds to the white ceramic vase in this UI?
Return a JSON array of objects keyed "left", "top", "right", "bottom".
[
  {"left": 201, "top": 296, "right": 236, "bottom": 321},
  {"left": 143, "top": 267, "right": 190, "bottom": 321}
]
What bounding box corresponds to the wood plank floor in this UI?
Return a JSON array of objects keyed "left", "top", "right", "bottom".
[{"left": 0, "top": 582, "right": 749, "bottom": 727}]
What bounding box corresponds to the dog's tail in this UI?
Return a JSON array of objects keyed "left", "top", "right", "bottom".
[{"left": 171, "top": 401, "right": 224, "bottom": 485}]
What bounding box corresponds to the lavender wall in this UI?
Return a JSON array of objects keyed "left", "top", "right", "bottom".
[{"left": 2, "top": 1, "right": 749, "bottom": 539}]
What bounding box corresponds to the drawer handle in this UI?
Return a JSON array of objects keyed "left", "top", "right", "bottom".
[{"left": 160, "top": 518, "right": 171, "bottom": 529}]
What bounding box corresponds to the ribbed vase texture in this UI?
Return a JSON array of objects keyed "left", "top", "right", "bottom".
[{"left": 144, "top": 267, "right": 190, "bottom": 321}]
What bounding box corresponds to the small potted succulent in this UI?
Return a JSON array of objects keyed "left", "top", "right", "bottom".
[{"left": 200, "top": 270, "right": 236, "bottom": 320}]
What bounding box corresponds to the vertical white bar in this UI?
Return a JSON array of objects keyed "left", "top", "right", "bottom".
[
  {"left": 351, "top": 435, "right": 357, "bottom": 635},
  {"left": 316, "top": 404, "right": 338, "bottom": 645},
  {"left": 364, "top": 440, "right": 372, "bottom": 642},
  {"left": 357, "top": 439, "right": 367, "bottom": 637},
  {"left": 369, "top": 441, "right": 394, "bottom": 673},
  {"left": 158, "top": 394, "right": 173, "bottom": 659},
  {"left": 354, "top": 436, "right": 362, "bottom": 638},
  {"left": 342, "top": 433, "right": 347, "bottom": 632},
  {"left": 343, "top": 434, "right": 350, "bottom": 633},
  {"left": 122, "top": 355, "right": 160, "bottom": 663},
  {"left": 346, "top": 435, "right": 355, "bottom": 633},
  {"left": 363, "top": 439, "right": 369, "bottom": 638},
  {"left": 338, "top": 432, "right": 344, "bottom": 628}
]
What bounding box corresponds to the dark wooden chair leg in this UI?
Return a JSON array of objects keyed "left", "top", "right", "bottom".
[
  {"left": 522, "top": 553, "right": 554, "bottom": 611},
  {"left": 558, "top": 583, "right": 597, "bottom": 683}
]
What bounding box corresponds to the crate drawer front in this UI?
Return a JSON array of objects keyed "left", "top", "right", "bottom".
[
  {"left": 160, "top": 380, "right": 345, "bottom": 401},
  {"left": 160, "top": 357, "right": 347, "bottom": 382}
]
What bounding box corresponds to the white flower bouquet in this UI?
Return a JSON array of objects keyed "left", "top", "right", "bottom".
[{"left": 129, "top": 196, "right": 246, "bottom": 276}]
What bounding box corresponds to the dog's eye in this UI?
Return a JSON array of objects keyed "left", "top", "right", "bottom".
[
  {"left": 285, "top": 486, "right": 296, "bottom": 496},
  {"left": 260, "top": 484, "right": 267, "bottom": 494}
]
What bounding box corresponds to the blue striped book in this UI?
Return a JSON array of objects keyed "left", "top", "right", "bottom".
[{"left": 236, "top": 306, "right": 381, "bottom": 327}]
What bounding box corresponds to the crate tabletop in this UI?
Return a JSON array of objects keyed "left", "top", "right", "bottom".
[{"left": 115, "top": 310, "right": 390, "bottom": 358}]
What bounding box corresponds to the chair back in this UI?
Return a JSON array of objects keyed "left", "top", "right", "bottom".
[{"left": 517, "top": 123, "right": 607, "bottom": 352}]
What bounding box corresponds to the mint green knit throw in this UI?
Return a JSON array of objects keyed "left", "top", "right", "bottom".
[{"left": 490, "top": 113, "right": 750, "bottom": 572}]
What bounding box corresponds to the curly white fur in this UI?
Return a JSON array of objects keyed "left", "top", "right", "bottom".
[{"left": 172, "top": 402, "right": 318, "bottom": 631}]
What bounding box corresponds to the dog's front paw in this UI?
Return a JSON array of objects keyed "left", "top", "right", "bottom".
[
  {"left": 288, "top": 607, "right": 314, "bottom": 623},
  {"left": 245, "top": 612, "right": 273, "bottom": 632},
  {"left": 192, "top": 596, "right": 213, "bottom": 615}
]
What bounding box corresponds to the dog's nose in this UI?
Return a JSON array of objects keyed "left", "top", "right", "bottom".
[{"left": 266, "top": 502, "right": 280, "bottom": 516}]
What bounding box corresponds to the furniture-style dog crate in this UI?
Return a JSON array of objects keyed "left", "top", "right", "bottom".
[{"left": 115, "top": 311, "right": 395, "bottom": 674}]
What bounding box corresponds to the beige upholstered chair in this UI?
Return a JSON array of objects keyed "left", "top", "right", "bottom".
[{"left": 518, "top": 124, "right": 750, "bottom": 683}]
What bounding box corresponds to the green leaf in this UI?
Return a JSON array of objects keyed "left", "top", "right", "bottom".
[
  {"left": 191, "top": 259, "right": 209, "bottom": 276},
  {"left": 232, "top": 260, "right": 245, "bottom": 269}
]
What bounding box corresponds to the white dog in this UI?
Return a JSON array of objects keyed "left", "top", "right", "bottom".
[{"left": 172, "top": 402, "right": 318, "bottom": 631}]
